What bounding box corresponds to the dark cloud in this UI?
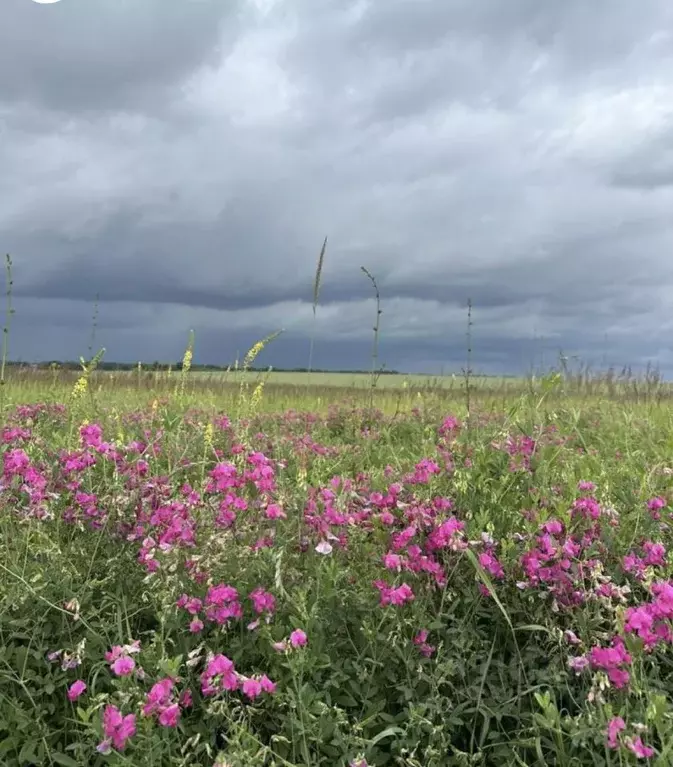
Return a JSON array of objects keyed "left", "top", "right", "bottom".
[
  {"left": 2, "top": 0, "right": 673, "bottom": 374},
  {"left": 0, "top": 0, "right": 241, "bottom": 114}
]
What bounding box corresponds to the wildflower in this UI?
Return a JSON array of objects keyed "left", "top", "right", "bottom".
[
  {"left": 606, "top": 717, "right": 625, "bottom": 749},
  {"left": 315, "top": 540, "right": 333, "bottom": 555},
  {"left": 626, "top": 736, "right": 654, "bottom": 759},
  {"left": 158, "top": 703, "right": 180, "bottom": 728},
  {"left": 111, "top": 656, "right": 136, "bottom": 677},
  {"left": 265, "top": 503, "right": 286, "bottom": 520},
  {"left": 142, "top": 678, "right": 174, "bottom": 717},
  {"left": 179, "top": 689, "right": 193, "bottom": 708},
  {"left": 201, "top": 654, "right": 239, "bottom": 696},
  {"left": 374, "top": 581, "right": 415, "bottom": 607},
  {"left": 176, "top": 594, "right": 203, "bottom": 615},
  {"left": 289, "top": 629, "right": 308, "bottom": 648},
  {"left": 249, "top": 588, "right": 276, "bottom": 616},
  {"left": 563, "top": 630, "right": 581, "bottom": 645},
  {"left": 242, "top": 678, "right": 263, "bottom": 700},
  {"left": 97, "top": 705, "right": 136, "bottom": 754},
  {"left": 587, "top": 636, "right": 632, "bottom": 688},
  {"left": 478, "top": 551, "right": 505, "bottom": 579},
  {"left": 382, "top": 552, "right": 403, "bottom": 571},
  {"left": 571, "top": 496, "right": 602, "bottom": 521},
  {"left": 413, "top": 629, "right": 436, "bottom": 657},
  {"left": 568, "top": 655, "right": 590, "bottom": 674},
  {"left": 67, "top": 680, "right": 86, "bottom": 701}
]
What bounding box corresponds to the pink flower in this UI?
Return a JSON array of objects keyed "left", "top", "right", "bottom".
[
  {"left": 289, "top": 629, "right": 308, "bottom": 648},
  {"left": 97, "top": 705, "right": 136, "bottom": 753},
  {"left": 626, "top": 736, "right": 654, "bottom": 759},
  {"left": 265, "top": 503, "right": 286, "bottom": 520},
  {"left": 259, "top": 675, "right": 276, "bottom": 693},
  {"left": 606, "top": 717, "right": 625, "bottom": 749},
  {"left": 249, "top": 588, "right": 276, "bottom": 616},
  {"left": 242, "top": 678, "right": 263, "bottom": 700},
  {"left": 158, "top": 703, "right": 180, "bottom": 728},
  {"left": 382, "top": 552, "right": 403, "bottom": 571},
  {"left": 189, "top": 618, "right": 204, "bottom": 633},
  {"left": 374, "top": 581, "right": 415, "bottom": 607},
  {"left": 568, "top": 655, "right": 590, "bottom": 674},
  {"left": 143, "top": 678, "right": 174, "bottom": 716},
  {"left": 413, "top": 629, "right": 436, "bottom": 657},
  {"left": 624, "top": 605, "right": 654, "bottom": 636},
  {"left": 176, "top": 594, "right": 203, "bottom": 615},
  {"left": 105, "top": 645, "right": 124, "bottom": 663},
  {"left": 111, "top": 656, "right": 136, "bottom": 677},
  {"left": 179, "top": 689, "right": 193, "bottom": 708},
  {"left": 67, "top": 680, "right": 86, "bottom": 701},
  {"left": 201, "top": 654, "right": 239, "bottom": 696},
  {"left": 478, "top": 551, "right": 505, "bottom": 579}
]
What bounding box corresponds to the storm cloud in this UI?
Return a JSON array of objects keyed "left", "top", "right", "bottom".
[{"left": 2, "top": 0, "right": 673, "bottom": 373}]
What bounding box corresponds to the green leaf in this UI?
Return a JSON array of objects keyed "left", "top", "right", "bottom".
[
  {"left": 18, "top": 740, "right": 37, "bottom": 764},
  {"left": 76, "top": 706, "right": 90, "bottom": 724},
  {"left": 52, "top": 753, "right": 80, "bottom": 767},
  {"left": 368, "top": 726, "right": 404, "bottom": 746}
]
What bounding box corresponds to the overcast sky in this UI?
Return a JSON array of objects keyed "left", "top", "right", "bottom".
[{"left": 2, "top": 0, "right": 673, "bottom": 374}]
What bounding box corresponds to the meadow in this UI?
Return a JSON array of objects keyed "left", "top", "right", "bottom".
[{"left": 2, "top": 360, "right": 673, "bottom": 766}]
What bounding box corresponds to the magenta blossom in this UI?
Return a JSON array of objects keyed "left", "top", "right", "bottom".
[
  {"left": 142, "top": 678, "right": 174, "bottom": 717},
  {"left": 289, "top": 629, "right": 308, "bottom": 648},
  {"left": 626, "top": 736, "right": 654, "bottom": 759},
  {"left": 158, "top": 703, "right": 180, "bottom": 728},
  {"left": 606, "top": 717, "right": 625, "bottom": 749},
  {"left": 97, "top": 705, "right": 136, "bottom": 753},
  {"left": 67, "top": 680, "right": 86, "bottom": 701},
  {"left": 249, "top": 587, "right": 276, "bottom": 616},
  {"left": 111, "top": 656, "right": 136, "bottom": 677},
  {"left": 201, "top": 654, "right": 239, "bottom": 696}
]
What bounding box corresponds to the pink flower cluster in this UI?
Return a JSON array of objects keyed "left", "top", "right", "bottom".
[
  {"left": 142, "top": 677, "right": 191, "bottom": 728},
  {"left": 105, "top": 640, "right": 141, "bottom": 677},
  {"left": 200, "top": 654, "right": 275, "bottom": 700},
  {"left": 97, "top": 705, "right": 136, "bottom": 754},
  {"left": 606, "top": 716, "right": 654, "bottom": 759}
]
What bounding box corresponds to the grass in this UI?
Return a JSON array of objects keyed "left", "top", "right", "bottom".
[
  {"left": 1, "top": 247, "right": 672, "bottom": 765},
  {"left": 0, "top": 366, "right": 673, "bottom": 766}
]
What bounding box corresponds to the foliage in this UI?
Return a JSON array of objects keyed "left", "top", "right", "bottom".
[{"left": 1, "top": 391, "right": 673, "bottom": 766}]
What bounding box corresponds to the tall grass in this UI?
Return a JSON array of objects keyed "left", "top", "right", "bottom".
[{"left": 307, "top": 236, "right": 328, "bottom": 384}]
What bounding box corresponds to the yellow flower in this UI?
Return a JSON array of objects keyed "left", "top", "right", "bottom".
[{"left": 71, "top": 375, "right": 88, "bottom": 399}]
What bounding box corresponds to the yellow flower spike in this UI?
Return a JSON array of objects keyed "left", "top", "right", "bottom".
[
  {"left": 178, "top": 330, "right": 195, "bottom": 400},
  {"left": 204, "top": 422, "right": 214, "bottom": 450},
  {"left": 71, "top": 375, "right": 88, "bottom": 399},
  {"left": 249, "top": 380, "right": 265, "bottom": 415}
]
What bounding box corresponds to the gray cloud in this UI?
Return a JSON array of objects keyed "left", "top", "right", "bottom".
[
  {"left": 0, "top": 0, "right": 241, "bottom": 115},
  {"left": 2, "top": 0, "right": 673, "bottom": 374}
]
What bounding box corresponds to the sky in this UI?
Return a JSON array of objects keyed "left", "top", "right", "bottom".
[{"left": 2, "top": 0, "right": 673, "bottom": 374}]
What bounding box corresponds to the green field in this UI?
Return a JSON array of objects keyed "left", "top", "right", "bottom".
[
  {"left": 187, "top": 370, "right": 520, "bottom": 390},
  {"left": 1, "top": 369, "right": 673, "bottom": 765}
]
